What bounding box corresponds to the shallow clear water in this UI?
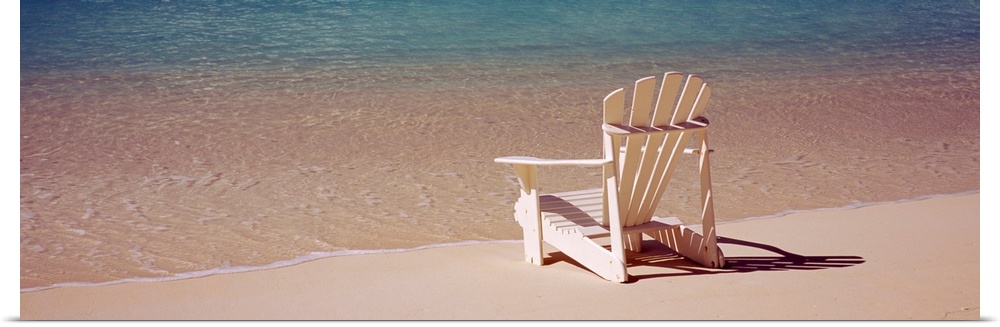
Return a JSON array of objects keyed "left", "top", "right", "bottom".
[{"left": 20, "top": 0, "right": 980, "bottom": 291}]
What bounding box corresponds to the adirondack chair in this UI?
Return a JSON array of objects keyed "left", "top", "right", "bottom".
[{"left": 495, "top": 72, "right": 725, "bottom": 282}]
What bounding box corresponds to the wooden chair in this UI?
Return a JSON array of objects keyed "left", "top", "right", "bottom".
[{"left": 495, "top": 72, "right": 725, "bottom": 282}]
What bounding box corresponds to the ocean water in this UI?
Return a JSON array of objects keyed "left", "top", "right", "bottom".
[
  {"left": 21, "top": 1, "right": 979, "bottom": 83},
  {"left": 20, "top": 0, "right": 980, "bottom": 291}
]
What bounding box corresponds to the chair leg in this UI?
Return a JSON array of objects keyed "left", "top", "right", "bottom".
[
  {"left": 513, "top": 164, "right": 544, "bottom": 265},
  {"left": 520, "top": 202, "right": 543, "bottom": 265},
  {"left": 644, "top": 226, "right": 723, "bottom": 268},
  {"left": 696, "top": 130, "right": 724, "bottom": 268},
  {"left": 624, "top": 232, "right": 643, "bottom": 252}
]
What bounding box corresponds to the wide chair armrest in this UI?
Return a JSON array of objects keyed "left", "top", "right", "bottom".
[{"left": 494, "top": 156, "right": 612, "bottom": 167}]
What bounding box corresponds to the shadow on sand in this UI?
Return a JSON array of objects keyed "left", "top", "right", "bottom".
[{"left": 546, "top": 236, "right": 866, "bottom": 283}]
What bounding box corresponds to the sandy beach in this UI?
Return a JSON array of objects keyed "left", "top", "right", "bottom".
[{"left": 20, "top": 192, "right": 979, "bottom": 320}]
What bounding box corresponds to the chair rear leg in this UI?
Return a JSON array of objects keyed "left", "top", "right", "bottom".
[
  {"left": 624, "top": 232, "right": 643, "bottom": 252},
  {"left": 696, "top": 130, "right": 724, "bottom": 268}
]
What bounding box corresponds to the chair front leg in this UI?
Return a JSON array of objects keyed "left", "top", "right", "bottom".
[
  {"left": 512, "top": 164, "right": 543, "bottom": 265},
  {"left": 602, "top": 156, "right": 627, "bottom": 269}
]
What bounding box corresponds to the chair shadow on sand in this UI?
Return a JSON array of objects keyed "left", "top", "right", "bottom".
[{"left": 545, "top": 235, "right": 866, "bottom": 283}]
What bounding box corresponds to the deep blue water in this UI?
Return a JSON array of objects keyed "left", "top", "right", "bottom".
[{"left": 21, "top": 0, "right": 980, "bottom": 80}]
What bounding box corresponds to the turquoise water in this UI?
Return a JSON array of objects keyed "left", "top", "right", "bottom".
[
  {"left": 22, "top": 1, "right": 979, "bottom": 82},
  {"left": 20, "top": 1, "right": 980, "bottom": 291}
]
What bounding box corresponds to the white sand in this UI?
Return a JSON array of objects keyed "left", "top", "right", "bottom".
[{"left": 20, "top": 193, "right": 980, "bottom": 320}]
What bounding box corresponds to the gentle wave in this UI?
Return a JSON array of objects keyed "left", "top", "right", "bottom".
[
  {"left": 20, "top": 239, "right": 524, "bottom": 293},
  {"left": 20, "top": 190, "right": 978, "bottom": 293}
]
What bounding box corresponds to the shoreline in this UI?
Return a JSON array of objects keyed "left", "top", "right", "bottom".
[
  {"left": 20, "top": 192, "right": 980, "bottom": 320},
  {"left": 19, "top": 190, "right": 980, "bottom": 294}
]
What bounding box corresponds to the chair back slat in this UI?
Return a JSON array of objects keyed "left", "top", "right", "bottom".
[
  {"left": 602, "top": 88, "right": 626, "bottom": 225},
  {"left": 603, "top": 88, "right": 625, "bottom": 125},
  {"left": 628, "top": 76, "right": 657, "bottom": 127},
  {"left": 616, "top": 76, "right": 658, "bottom": 226},
  {"left": 604, "top": 73, "right": 712, "bottom": 227},
  {"left": 640, "top": 77, "right": 712, "bottom": 222},
  {"left": 651, "top": 72, "right": 685, "bottom": 125},
  {"left": 622, "top": 73, "right": 687, "bottom": 225},
  {"left": 623, "top": 73, "right": 683, "bottom": 225}
]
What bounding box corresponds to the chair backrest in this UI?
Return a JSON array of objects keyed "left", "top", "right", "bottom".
[{"left": 602, "top": 72, "right": 712, "bottom": 227}]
